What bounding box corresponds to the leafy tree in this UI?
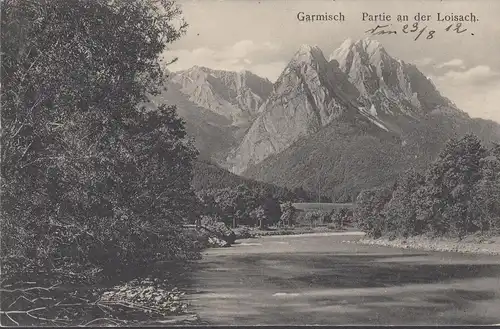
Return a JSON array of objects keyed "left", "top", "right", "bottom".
[
  {"left": 304, "top": 211, "right": 329, "bottom": 226},
  {"left": 424, "top": 134, "right": 487, "bottom": 237},
  {"left": 353, "top": 187, "right": 392, "bottom": 237},
  {"left": 329, "top": 208, "right": 352, "bottom": 229},
  {"left": 197, "top": 184, "right": 282, "bottom": 228},
  {"left": 470, "top": 143, "right": 500, "bottom": 233},
  {"left": 257, "top": 188, "right": 282, "bottom": 226},
  {"left": 250, "top": 206, "right": 266, "bottom": 229},
  {"left": 280, "top": 201, "right": 296, "bottom": 226},
  {"left": 383, "top": 169, "right": 425, "bottom": 238},
  {"left": 1, "top": 0, "right": 197, "bottom": 279}
]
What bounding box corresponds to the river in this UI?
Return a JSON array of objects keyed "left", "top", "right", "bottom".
[{"left": 184, "top": 232, "right": 500, "bottom": 325}]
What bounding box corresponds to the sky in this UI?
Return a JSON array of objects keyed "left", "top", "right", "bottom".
[{"left": 164, "top": 0, "right": 500, "bottom": 123}]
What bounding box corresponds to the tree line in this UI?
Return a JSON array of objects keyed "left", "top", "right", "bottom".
[{"left": 354, "top": 134, "right": 500, "bottom": 239}]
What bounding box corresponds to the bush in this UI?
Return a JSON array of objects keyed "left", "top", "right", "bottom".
[
  {"left": 182, "top": 228, "right": 211, "bottom": 251},
  {"left": 383, "top": 169, "right": 425, "bottom": 238}
]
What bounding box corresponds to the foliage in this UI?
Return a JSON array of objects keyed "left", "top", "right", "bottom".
[
  {"left": 424, "top": 134, "right": 487, "bottom": 236},
  {"left": 355, "top": 135, "right": 500, "bottom": 239},
  {"left": 353, "top": 187, "right": 392, "bottom": 237},
  {"left": 329, "top": 208, "right": 353, "bottom": 229},
  {"left": 382, "top": 169, "right": 426, "bottom": 238},
  {"left": 304, "top": 212, "right": 320, "bottom": 226},
  {"left": 197, "top": 184, "right": 282, "bottom": 228},
  {"left": 200, "top": 215, "right": 234, "bottom": 240},
  {"left": 279, "top": 202, "right": 296, "bottom": 226},
  {"left": 470, "top": 143, "right": 500, "bottom": 233},
  {"left": 1, "top": 0, "right": 198, "bottom": 281}
]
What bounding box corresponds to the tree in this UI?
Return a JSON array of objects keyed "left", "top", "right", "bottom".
[
  {"left": 353, "top": 187, "right": 392, "bottom": 237},
  {"left": 305, "top": 211, "right": 324, "bottom": 227},
  {"left": 329, "top": 208, "right": 352, "bottom": 229},
  {"left": 250, "top": 206, "right": 266, "bottom": 229},
  {"left": 352, "top": 134, "right": 499, "bottom": 239},
  {"left": 197, "top": 184, "right": 282, "bottom": 228},
  {"left": 470, "top": 144, "right": 500, "bottom": 233},
  {"left": 424, "top": 134, "right": 487, "bottom": 237},
  {"left": 257, "top": 188, "right": 282, "bottom": 226},
  {"left": 1, "top": 0, "right": 196, "bottom": 279},
  {"left": 383, "top": 169, "right": 425, "bottom": 238},
  {"left": 280, "top": 202, "right": 296, "bottom": 227}
]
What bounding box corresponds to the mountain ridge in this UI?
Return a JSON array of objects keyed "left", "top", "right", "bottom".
[
  {"left": 226, "top": 38, "right": 500, "bottom": 199},
  {"left": 160, "top": 38, "right": 500, "bottom": 199},
  {"left": 226, "top": 38, "right": 464, "bottom": 174},
  {"left": 170, "top": 65, "right": 273, "bottom": 126}
]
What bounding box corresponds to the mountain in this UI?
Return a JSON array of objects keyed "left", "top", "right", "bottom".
[
  {"left": 242, "top": 119, "right": 409, "bottom": 201},
  {"left": 148, "top": 67, "right": 273, "bottom": 163},
  {"left": 235, "top": 38, "right": 500, "bottom": 199},
  {"left": 329, "top": 38, "right": 458, "bottom": 118},
  {"left": 156, "top": 38, "right": 500, "bottom": 200},
  {"left": 329, "top": 38, "right": 500, "bottom": 142},
  {"left": 226, "top": 44, "right": 394, "bottom": 174},
  {"left": 170, "top": 66, "right": 273, "bottom": 126}
]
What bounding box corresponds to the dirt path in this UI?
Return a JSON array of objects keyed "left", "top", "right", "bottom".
[{"left": 185, "top": 232, "right": 500, "bottom": 325}]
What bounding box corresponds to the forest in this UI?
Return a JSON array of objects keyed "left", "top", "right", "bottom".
[{"left": 354, "top": 134, "right": 500, "bottom": 239}]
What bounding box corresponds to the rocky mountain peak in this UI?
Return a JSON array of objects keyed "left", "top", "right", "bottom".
[
  {"left": 355, "top": 38, "right": 384, "bottom": 54},
  {"left": 169, "top": 66, "right": 273, "bottom": 125},
  {"left": 329, "top": 37, "right": 458, "bottom": 119},
  {"left": 290, "top": 44, "right": 328, "bottom": 67},
  {"left": 226, "top": 43, "right": 363, "bottom": 174},
  {"left": 331, "top": 38, "right": 388, "bottom": 70}
]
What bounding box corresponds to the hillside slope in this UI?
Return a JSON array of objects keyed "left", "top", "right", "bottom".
[{"left": 192, "top": 160, "right": 329, "bottom": 202}]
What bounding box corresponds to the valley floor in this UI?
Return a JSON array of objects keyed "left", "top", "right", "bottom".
[{"left": 349, "top": 234, "right": 500, "bottom": 256}]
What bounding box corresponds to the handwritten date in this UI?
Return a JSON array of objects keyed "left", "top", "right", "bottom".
[{"left": 365, "top": 22, "right": 470, "bottom": 40}]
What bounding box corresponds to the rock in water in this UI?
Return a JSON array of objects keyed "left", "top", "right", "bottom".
[{"left": 208, "top": 236, "right": 229, "bottom": 247}]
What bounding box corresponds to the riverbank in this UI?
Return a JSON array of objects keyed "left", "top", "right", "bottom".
[
  {"left": 254, "top": 225, "right": 355, "bottom": 237},
  {"left": 347, "top": 234, "right": 500, "bottom": 255}
]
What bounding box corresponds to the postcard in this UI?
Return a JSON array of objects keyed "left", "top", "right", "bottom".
[{"left": 2, "top": 0, "right": 500, "bottom": 326}]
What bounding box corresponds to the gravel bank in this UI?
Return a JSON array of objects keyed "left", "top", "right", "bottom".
[
  {"left": 347, "top": 235, "right": 500, "bottom": 255},
  {"left": 255, "top": 226, "right": 351, "bottom": 237}
]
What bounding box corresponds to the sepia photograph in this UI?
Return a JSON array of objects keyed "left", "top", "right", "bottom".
[{"left": 1, "top": 0, "right": 500, "bottom": 326}]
